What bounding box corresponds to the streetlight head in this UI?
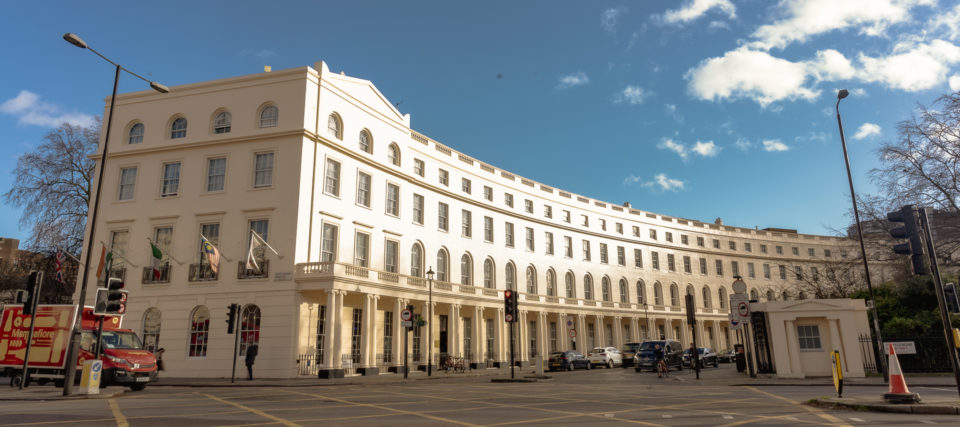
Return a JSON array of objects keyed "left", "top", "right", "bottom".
[
  {"left": 837, "top": 89, "right": 849, "bottom": 100},
  {"left": 62, "top": 33, "right": 87, "bottom": 49},
  {"left": 426, "top": 267, "right": 435, "bottom": 280},
  {"left": 150, "top": 82, "right": 170, "bottom": 94}
]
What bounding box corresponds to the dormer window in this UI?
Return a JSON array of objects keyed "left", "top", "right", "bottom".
[
  {"left": 259, "top": 105, "right": 278, "bottom": 128},
  {"left": 128, "top": 123, "right": 144, "bottom": 144},
  {"left": 214, "top": 111, "right": 231, "bottom": 134},
  {"left": 170, "top": 117, "right": 187, "bottom": 139}
]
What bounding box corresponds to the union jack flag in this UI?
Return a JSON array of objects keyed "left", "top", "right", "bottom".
[{"left": 55, "top": 249, "right": 65, "bottom": 284}]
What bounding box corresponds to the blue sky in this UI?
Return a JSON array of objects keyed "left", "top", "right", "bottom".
[{"left": 2, "top": 0, "right": 960, "bottom": 243}]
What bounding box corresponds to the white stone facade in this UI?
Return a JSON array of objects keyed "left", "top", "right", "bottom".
[{"left": 75, "top": 61, "right": 866, "bottom": 378}]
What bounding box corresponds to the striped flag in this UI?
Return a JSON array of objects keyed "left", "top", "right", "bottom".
[
  {"left": 95, "top": 245, "right": 112, "bottom": 284},
  {"left": 200, "top": 235, "right": 221, "bottom": 274},
  {"left": 150, "top": 241, "right": 163, "bottom": 279},
  {"left": 55, "top": 249, "right": 65, "bottom": 284}
]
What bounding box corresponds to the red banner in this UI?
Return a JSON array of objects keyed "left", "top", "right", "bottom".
[{"left": 0, "top": 305, "right": 76, "bottom": 369}]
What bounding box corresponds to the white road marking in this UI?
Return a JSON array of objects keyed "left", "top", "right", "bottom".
[
  {"left": 785, "top": 417, "right": 798, "bottom": 421},
  {"left": 722, "top": 415, "right": 734, "bottom": 420},
  {"left": 662, "top": 414, "right": 673, "bottom": 419},
  {"left": 604, "top": 414, "right": 614, "bottom": 418},
  {"left": 850, "top": 417, "right": 865, "bottom": 422}
]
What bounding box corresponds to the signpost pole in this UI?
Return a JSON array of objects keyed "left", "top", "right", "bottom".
[{"left": 19, "top": 272, "right": 43, "bottom": 390}]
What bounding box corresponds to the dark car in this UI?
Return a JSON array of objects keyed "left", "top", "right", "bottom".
[
  {"left": 718, "top": 348, "right": 736, "bottom": 363},
  {"left": 548, "top": 351, "right": 591, "bottom": 371},
  {"left": 634, "top": 340, "right": 683, "bottom": 372},
  {"left": 683, "top": 347, "right": 720, "bottom": 368},
  {"left": 621, "top": 342, "right": 641, "bottom": 368}
]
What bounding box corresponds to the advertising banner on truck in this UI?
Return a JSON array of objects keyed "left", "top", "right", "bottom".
[{"left": 0, "top": 305, "right": 77, "bottom": 369}]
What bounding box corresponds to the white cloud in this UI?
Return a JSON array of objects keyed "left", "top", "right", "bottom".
[
  {"left": 615, "top": 86, "right": 647, "bottom": 104},
  {"left": 762, "top": 139, "right": 790, "bottom": 151},
  {"left": 626, "top": 173, "right": 686, "bottom": 192},
  {"left": 692, "top": 140, "right": 721, "bottom": 157},
  {"left": 735, "top": 138, "right": 753, "bottom": 151},
  {"left": 658, "top": 138, "right": 688, "bottom": 160},
  {"left": 850, "top": 88, "right": 867, "bottom": 96},
  {"left": 928, "top": 2, "right": 960, "bottom": 41},
  {"left": 950, "top": 75, "right": 960, "bottom": 91},
  {"left": 665, "top": 104, "right": 684, "bottom": 124},
  {"left": 707, "top": 20, "right": 730, "bottom": 30},
  {"left": 749, "top": 0, "right": 933, "bottom": 51},
  {"left": 557, "top": 72, "right": 590, "bottom": 89},
  {"left": 857, "top": 39, "right": 960, "bottom": 91},
  {"left": 663, "top": 0, "right": 736, "bottom": 25},
  {"left": 0, "top": 90, "right": 94, "bottom": 128},
  {"left": 853, "top": 123, "right": 881, "bottom": 139},
  {"left": 601, "top": 7, "right": 627, "bottom": 33},
  {"left": 685, "top": 47, "right": 819, "bottom": 107}
]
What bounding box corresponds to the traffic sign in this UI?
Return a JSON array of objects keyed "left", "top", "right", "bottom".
[
  {"left": 730, "top": 293, "right": 750, "bottom": 322},
  {"left": 728, "top": 312, "right": 742, "bottom": 330},
  {"left": 569, "top": 329, "right": 577, "bottom": 338},
  {"left": 400, "top": 308, "right": 413, "bottom": 322}
]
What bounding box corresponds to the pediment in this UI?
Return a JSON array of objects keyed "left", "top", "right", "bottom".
[{"left": 318, "top": 62, "right": 407, "bottom": 125}]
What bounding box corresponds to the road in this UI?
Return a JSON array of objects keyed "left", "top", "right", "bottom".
[{"left": 0, "top": 365, "right": 957, "bottom": 426}]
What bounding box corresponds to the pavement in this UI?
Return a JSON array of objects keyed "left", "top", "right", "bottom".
[{"left": 1, "top": 366, "right": 958, "bottom": 416}]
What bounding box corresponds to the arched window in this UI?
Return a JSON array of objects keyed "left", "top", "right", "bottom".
[
  {"left": 259, "top": 105, "right": 278, "bottom": 128},
  {"left": 170, "top": 117, "right": 187, "bottom": 139},
  {"left": 654, "top": 282, "right": 663, "bottom": 305},
  {"left": 782, "top": 291, "right": 790, "bottom": 301},
  {"left": 142, "top": 307, "right": 161, "bottom": 353},
  {"left": 483, "top": 258, "right": 495, "bottom": 288},
  {"left": 798, "top": 291, "right": 807, "bottom": 300},
  {"left": 128, "top": 123, "right": 144, "bottom": 144},
  {"left": 718, "top": 287, "right": 727, "bottom": 309},
  {"left": 686, "top": 284, "right": 695, "bottom": 296},
  {"left": 750, "top": 289, "right": 759, "bottom": 300},
  {"left": 583, "top": 274, "right": 594, "bottom": 300},
  {"left": 460, "top": 253, "right": 473, "bottom": 285},
  {"left": 188, "top": 305, "right": 210, "bottom": 358},
  {"left": 565, "top": 271, "right": 575, "bottom": 298},
  {"left": 546, "top": 269, "right": 556, "bottom": 297},
  {"left": 526, "top": 266, "right": 537, "bottom": 294},
  {"left": 239, "top": 304, "right": 261, "bottom": 355},
  {"left": 410, "top": 243, "right": 423, "bottom": 277},
  {"left": 767, "top": 290, "right": 775, "bottom": 301},
  {"left": 670, "top": 284, "right": 680, "bottom": 306},
  {"left": 327, "top": 113, "right": 342, "bottom": 139},
  {"left": 388, "top": 143, "right": 401, "bottom": 166},
  {"left": 702, "top": 286, "right": 712, "bottom": 308},
  {"left": 436, "top": 249, "right": 448, "bottom": 282},
  {"left": 505, "top": 262, "right": 516, "bottom": 290},
  {"left": 359, "top": 129, "right": 373, "bottom": 154},
  {"left": 214, "top": 111, "right": 231, "bottom": 134},
  {"left": 601, "top": 276, "right": 611, "bottom": 301},
  {"left": 619, "top": 279, "right": 628, "bottom": 303},
  {"left": 636, "top": 280, "right": 645, "bottom": 304}
]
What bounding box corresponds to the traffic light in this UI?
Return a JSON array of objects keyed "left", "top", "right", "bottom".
[
  {"left": 22, "top": 271, "right": 41, "bottom": 316},
  {"left": 227, "top": 303, "right": 238, "bottom": 334},
  {"left": 503, "top": 289, "right": 517, "bottom": 323},
  {"left": 887, "top": 205, "right": 927, "bottom": 275},
  {"left": 944, "top": 283, "right": 960, "bottom": 314},
  {"left": 105, "top": 278, "right": 127, "bottom": 314}
]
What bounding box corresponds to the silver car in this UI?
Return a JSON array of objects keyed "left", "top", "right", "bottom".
[{"left": 587, "top": 346, "right": 623, "bottom": 368}]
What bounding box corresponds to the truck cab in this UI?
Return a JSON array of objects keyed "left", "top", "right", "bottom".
[{"left": 78, "top": 308, "right": 158, "bottom": 390}]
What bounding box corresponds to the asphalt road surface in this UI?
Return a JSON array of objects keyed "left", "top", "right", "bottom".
[{"left": 1, "top": 365, "right": 957, "bottom": 426}]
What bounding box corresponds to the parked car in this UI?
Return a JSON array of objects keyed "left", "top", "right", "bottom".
[
  {"left": 633, "top": 340, "right": 683, "bottom": 372},
  {"left": 587, "top": 347, "right": 623, "bottom": 368},
  {"left": 718, "top": 348, "right": 737, "bottom": 363},
  {"left": 683, "top": 347, "right": 720, "bottom": 368},
  {"left": 620, "top": 342, "right": 641, "bottom": 368},
  {"left": 548, "top": 351, "right": 591, "bottom": 371}
]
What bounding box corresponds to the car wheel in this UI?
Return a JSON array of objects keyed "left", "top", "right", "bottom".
[
  {"left": 607, "top": 361, "right": 613, "bottom": 369},
  {"left": 714, "top": 359, "right": 719, "bottom": 368},
  {"left": 586, "top": 363, "right": 592, "bottom": 370}
]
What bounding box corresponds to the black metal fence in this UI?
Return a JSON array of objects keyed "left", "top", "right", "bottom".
[
  {"left": 297, "top": 353, "right": 321, "bottom": 376},
  {"left": 860, "top": 334, "right": 956, "bottom": 373}
]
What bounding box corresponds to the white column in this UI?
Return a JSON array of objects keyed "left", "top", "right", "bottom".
[
  {"left": 613, "top": 316, "right": 623, "bottom": 348},
  {"left": 558, "top": 313, "right": 569, "bottom": 350},
  {"left": 451, "top": 304, "right": 461, "bottom": 357},
  {"left": 360, "top": 294, "right": 373, "bottom": 368},
  {"left": 323, "top": 291, "right": 336, "bottom": 369},
  {"left": 394, "top": 298, "right": 406, "bottom": 367},
  {"left": 576, "top": 314, "right": 586, "bottom": 352},
  {"left": 473, "top": 306, "right": 482, "bottom": 365},
  {"left": 537, "top": 312, "right": 548, "bottom": 361},
  {"left": 594, "top": 315, "right": 604, "bottom": 349},
  {"left": 629, "top": 317, "right": 639, "bottom": 342},
  {"left": 518, "top": 310, "right": 528, "bottom": 361},
  {"left": 332, "top": 290, "right": 344, "bottom": 369},
  {"left": 495, "top": 308, "right": 504, "bottom": 362}
]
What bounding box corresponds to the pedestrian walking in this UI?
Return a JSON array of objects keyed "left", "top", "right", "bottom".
[{"left": 245, "top": 340, "right": 259, "bottom": 380}]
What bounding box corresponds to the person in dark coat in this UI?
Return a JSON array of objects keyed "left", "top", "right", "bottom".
[{"left": 245, "top": 340, "right": 259, "bottom": 380}]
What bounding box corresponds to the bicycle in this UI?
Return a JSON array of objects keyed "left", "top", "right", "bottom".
[{"left": 657, "top": 359, "right": 669, "bottom": 378}]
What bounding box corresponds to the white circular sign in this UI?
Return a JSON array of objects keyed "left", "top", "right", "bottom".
[
  {"left": 400, "top": 309, "right": 413, "bottom": 322},
  {"left": 569, "top": 329, "right": 577, "bottom": 338},
  {"left": 505, "top": 313, "right": 514, "bottom": 322},
  {"left": 732, "top": 279, "right": 747, "bottom": 294},
  {"left": 737, "top": 301, "right": 749, "bottom": 317}
]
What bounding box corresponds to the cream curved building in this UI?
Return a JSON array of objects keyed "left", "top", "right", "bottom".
[{"left": 76, "top": 61, "right": 866, "bottom": 378}]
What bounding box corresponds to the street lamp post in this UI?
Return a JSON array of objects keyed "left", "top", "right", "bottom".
[
  {"left": 426, "top": 267, "right": 435, "bottom": 376},
  {"left": 61, "top": 33, "right": 169, "bottom": 396},
  {"left": 835, "top": 89, "right": 888, "bottom": 380}
]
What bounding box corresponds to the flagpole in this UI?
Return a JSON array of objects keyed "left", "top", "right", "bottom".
[
  {"left": 250, "top": 230, "right": 282, "bottom": 258},
  {"left": 99, "top": 241, "right": 141, "bottom": 268},
  {"left": 200, "top": 234, "right": 232, "bottom": 262},
  {"left": 146, "top": 237, "right": 183, "bottom": 265}
]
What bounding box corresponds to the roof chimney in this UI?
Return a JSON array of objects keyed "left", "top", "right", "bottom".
[
  {"left": 623, "top": 202, "right": 631, "bottom": 208},
  {"left": 264, "top": 65, "right": 272, "bottom": 73}
]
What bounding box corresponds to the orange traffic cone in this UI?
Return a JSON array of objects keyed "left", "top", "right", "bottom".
[{"left": 883, "top": 343, "right": 920, "bottom": 404}]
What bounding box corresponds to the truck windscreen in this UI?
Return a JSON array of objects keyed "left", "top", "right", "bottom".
[{"left": 99, "top": 331, "right": 144, "bottom": 350}]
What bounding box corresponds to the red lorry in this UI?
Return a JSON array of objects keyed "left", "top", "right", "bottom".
[{"left": 0, "top": 304, "right": 158, "bottom": 391}]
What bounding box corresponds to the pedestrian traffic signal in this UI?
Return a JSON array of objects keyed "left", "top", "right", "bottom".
[
  {"left": 887, "top": 205, "right": 927, "bottom": 275},
  {"left": 22, "top": 271, "right": 41, "bottom": 316},
  {"left": 105, "top": 278, "right": 127, "bottom": 314},
  {"left": 504, "top": 289, "right": 517, "bottom": 322},
  {"left": 944, "top": 283, "right": 960, "bottom": 314},
  {"left": 227, "top": 303, "right": 238, "bottom": 334}
]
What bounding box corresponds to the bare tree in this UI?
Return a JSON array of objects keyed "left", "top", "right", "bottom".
[{"left": 3, "top": 120, "right": 100, "bottom": 255}]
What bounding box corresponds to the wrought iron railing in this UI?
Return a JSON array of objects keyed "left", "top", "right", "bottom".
[
  {"left": 142, "top": 264, "right": 171, "bottom": 284},
  {"left": 188, "top": 263, "right": 218, "bottom": 282},
  {"left": 238, "top": 260, "right": 269, "bottom": 279}
]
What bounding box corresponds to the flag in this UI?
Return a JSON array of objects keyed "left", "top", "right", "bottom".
[
  {"left": 55, "top": 249, "right": 65, "bottom": 284},
  {"left": 96, "top": 246, "right": 112, "bottom": 283},
  {"left": 150, "top": 241, "right": 163, "bottom": 279},
  {"left": 246, "top": 232, "right": 265, "bottom": 271},
  {"left": 201, "top": 235, "right": 221, "bottom": 274}
]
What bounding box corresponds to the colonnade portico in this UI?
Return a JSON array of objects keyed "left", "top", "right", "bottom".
[{"left": 303, "top": 287, "right": 738, "bottom": 377}]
